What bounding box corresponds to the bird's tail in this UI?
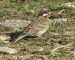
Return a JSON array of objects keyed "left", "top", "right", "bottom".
[
  {"left": 14, "top": 33, "right": 28, "bottom": 43},
  {"left": 14, "top": 31, "right": 34, "bottom": 43}
]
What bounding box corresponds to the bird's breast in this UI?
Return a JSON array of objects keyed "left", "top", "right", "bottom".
[{"left": 36, "top": 26, "right": 49, "bottom": 36}]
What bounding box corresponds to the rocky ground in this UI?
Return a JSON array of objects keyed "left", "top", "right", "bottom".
[{"left": 0, "top": 0, "right": 75, "bottom": 60}]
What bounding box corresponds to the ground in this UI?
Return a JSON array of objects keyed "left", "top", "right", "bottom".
[{"left": 0, "top": 0, "right": 74, "bottom": 60}]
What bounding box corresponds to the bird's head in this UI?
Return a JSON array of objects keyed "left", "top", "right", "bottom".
[
  {"left": 42, "top": 12, "right": 52, "bottom": 18},
  {"left": 38, "top": 8, "right": 52, "bottom": 18}
]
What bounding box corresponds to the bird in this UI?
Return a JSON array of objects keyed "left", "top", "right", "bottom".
[{"left": 14, "top": 8, "right": 51, "bottom": 43}]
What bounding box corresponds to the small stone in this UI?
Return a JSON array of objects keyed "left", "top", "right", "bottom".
[
  {"left": 0, "top": 47, "right": 17, "bottom": 54},
  {"left": 64, "top": 2, "right": 75, "bottom": 9}
]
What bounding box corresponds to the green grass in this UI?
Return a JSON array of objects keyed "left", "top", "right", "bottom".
[{"left": 0, "top": 0, "right": 70, "bottom": 18}]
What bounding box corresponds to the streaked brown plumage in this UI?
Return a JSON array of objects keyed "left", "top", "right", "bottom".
[{"left": 14, "top": 8, "right": 51, "bottom": 43}]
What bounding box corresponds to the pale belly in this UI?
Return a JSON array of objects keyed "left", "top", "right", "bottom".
[{"left": 36, "top": 27, "right": 48, "bottom": 36}]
